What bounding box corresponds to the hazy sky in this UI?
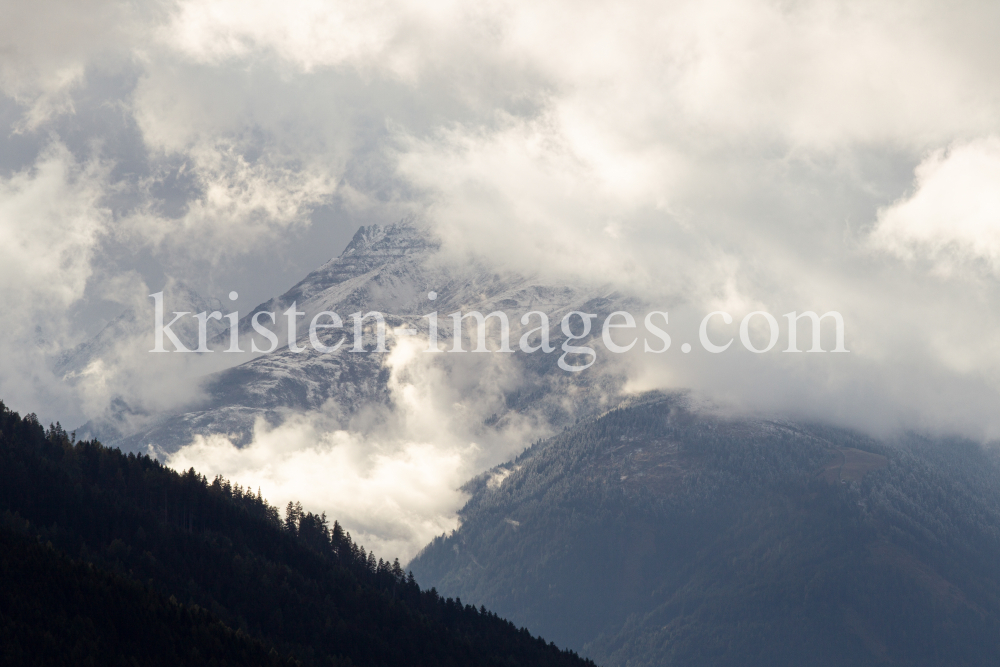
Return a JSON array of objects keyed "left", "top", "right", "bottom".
[{"left": 3, "top": 0, "right": 1000, "bottom": 557}]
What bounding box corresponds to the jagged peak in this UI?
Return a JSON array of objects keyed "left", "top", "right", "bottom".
[{"left": 337, "top": 218, "right": 436, "bottom": 260}]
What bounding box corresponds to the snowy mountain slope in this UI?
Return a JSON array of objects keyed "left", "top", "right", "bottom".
[
  {"left": 55, "top": 281, "right": 224, "bottom": 381},
  {"left": 81, "top": 221, "right": 639, "bottom": 456}
]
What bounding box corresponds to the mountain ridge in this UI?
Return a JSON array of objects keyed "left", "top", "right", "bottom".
[
  {"left": 0, "top": 400, "right": 595, "bottom": 667},
  {"left": 409, "top": 392, "right": 1000, "bottom": 666}
]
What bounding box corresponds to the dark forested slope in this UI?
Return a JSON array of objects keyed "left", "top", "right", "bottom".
[
  {"left": 0, "top": 400, "right": 593, "bottom": 667},
  {"left": 409, "top": 393, "right": 1000, "bottom": 667},
  {"left": 1, "top": 522, "right": 294, "bottom": 667}
]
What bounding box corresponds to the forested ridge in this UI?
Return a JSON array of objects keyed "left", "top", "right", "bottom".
[
  {"left": 411, "top": 393, "right": 1000, "bottom": 666},
  {"left": 0, "top": 400, "right": 594, "bottom": 667}
]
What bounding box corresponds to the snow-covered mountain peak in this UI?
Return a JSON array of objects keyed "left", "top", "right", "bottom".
[
  {"left": 75, "top": 219, "right": 635, "bottom": 457},
  {"left": 335, "top": 220, "right": 436, "bottom": 261}
]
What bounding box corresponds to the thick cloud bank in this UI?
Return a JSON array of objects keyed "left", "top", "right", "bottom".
[{"left": 4, "top": 0, "right": 1000, "bottom": 559}]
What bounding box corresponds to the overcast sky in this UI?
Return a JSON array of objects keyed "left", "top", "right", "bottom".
[{"left": 4, "top": 0, "right": 1000, "bottom": 557}]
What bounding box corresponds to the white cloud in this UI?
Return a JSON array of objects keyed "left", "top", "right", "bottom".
[
  {"left": 0, "top": 143, "right": 108, "bottom": 310},
  {"left": 152, "top": 0, "right": 1000, "bottom": 149},
  {"left": 124, "top": 138, "right": 337, "bottom": 258},
  {"left": 0, "top": 143, "right": 110, "bottom": 419},
  {"left": 162, "top": 0, "right": 402, "bottom": 72},
  {"left": 165, "top": 337, "right": 549, "bottom": 562},
  {"left": 168, "top": 417, "right": 473, "bottom": 563},
  {"left": 871, "top": 137, "right": 1000, "bottom": 276}
]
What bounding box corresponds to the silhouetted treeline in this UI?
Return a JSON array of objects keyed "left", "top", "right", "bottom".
[
  {"left": 0, "top": 401, "right": 593, "bottom": 667},
  {"left": 0, "top": 520, "right": 294, "bottom": 666}
]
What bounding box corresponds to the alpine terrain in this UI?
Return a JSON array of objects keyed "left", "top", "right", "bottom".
[
  {"left": 410, "top": 393, "right": 1000, "bottom": 666},
  {"left": 72, "top": 221, "right": 635, "bottom": 456}
]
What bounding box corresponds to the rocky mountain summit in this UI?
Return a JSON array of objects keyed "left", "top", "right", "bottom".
[{"left": 74, "top": 221, "right": 633, "bottom": 455}]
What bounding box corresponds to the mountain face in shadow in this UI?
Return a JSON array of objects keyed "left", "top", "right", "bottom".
[
  {"left": 409, "top": 393, "right": 1000, "bottom": 666},
  {"left": 0, "top": 401, "right": 593, "bottom": 667}
]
